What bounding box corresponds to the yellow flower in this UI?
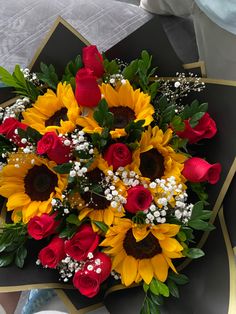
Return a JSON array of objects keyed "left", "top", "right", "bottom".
[
  {"left": 22, "top": 82, "right": 79, "bottom": 134},
  {"left": 100, "top": 219, "right": 183, "bottom": 285},
  {"left": 76, "top": 80, "right": 154, "bottom": 138},
  {"left": 0, "top": 153, "right": 67, "bottom": 223},
  {"left": 131, "top": 126, "right": 187, "bottom": 182},
  {"left": 78, "top": 157, "right": 125, "bottom": 230}
]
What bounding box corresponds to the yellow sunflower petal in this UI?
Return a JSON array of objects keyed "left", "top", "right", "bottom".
[
  {"left": 122, "top": 255, "right": 138, "bottom": 286},
  {"left": 7, "top": 193, "right": 30, "bottom": 209},
  {"left": 151, "top": 254, "right": 168, "bottom": 282},
  {"left": 138, "top": 259, "right": 154, "bottom": 284},
  {"left": 159, "top": 238, "right": 183, "bottom": 252}
]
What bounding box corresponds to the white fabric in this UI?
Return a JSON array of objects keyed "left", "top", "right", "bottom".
[
  {"left": 195, "top": 0, "right": 236, "bottom": 35},
  {"left": 140, "top": 0, "right": 236, "bottom": 80}
]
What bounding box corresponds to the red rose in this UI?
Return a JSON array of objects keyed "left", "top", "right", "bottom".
[
  {"left": 124, "top": 185, "right": 153, "bottom": 214},
  {"left": 182, "top": 157, "right": 221, "bottom": 184},
  {"left": 38, "top": 236, "right": 66, "bottom": 268},
  {"left": 27, "top": 213, "right": 59, "bottom": 240},
  {"left": 177, "top": 113, "right": 217, "bottom": 144},
  {"left": 0, "top": 117, "right": 27, "bottom": 146},
  {"left": 73, "top": 252, "right": 111, "bottom": 298},
  {"left": 75, "top": 68, "right": 101, "bottom": 107},
  {"left": 37, "top": 132, "right": 71, "bottom": 164},
  {"left": 82, "top": 45, "right": 104, "bottom": 78},
  {"left": 64, "top": 224, "right": 99, "bottom": 261},
  {"left": 104, "top": 143, "right": 132, "bottom": 170}
]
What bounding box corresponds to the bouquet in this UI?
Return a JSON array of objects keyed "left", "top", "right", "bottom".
[{"left": 0, "top": 45, "right": 222, "bottom": 313}]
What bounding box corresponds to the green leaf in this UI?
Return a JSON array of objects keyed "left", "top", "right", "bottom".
[
  {"left": 149, "top": 279, "right": 159, "bottom": 296},
  {"left": 171, "top": 116, "right": 185, "bottom": 132},
  {"left": 37, "top": 62, "right": 59, "bottom": 89},
  {"left": 167, "top": 279, "right": 179, "bottom": 298},
  {"left": 143, "top": 282, "right": 149, "bottom": 293},
  {"left": 0, "top": 253, "right": 15, "bottom": 267},
  {"left": 15, "top": 246, "right": 27, "bottom": 268},
  {"left": 189, "top": 112, "right": 205, "bottom": 128},
  {"left": 190, "top": 201, "right": 204, "bottom": 219},
  {"left": 0, "top": 65, "right": 39, "bottom": 101},
  {"left": 141, "top": 297, "right": 160, "bottom": 314},
  {"left": 185, "top": 248, "right": 205, "bottom": 259},
  {"left": 189, "top": 183, "right": 208, "bottom": 203},
  {"left": 122, "top": 60, "right": 139, "bottom": 81},
  {"left": 59, "top": 224, "right": 78, "bottom": 239},
  {"left": 150, "top": 278, "right": 169, "bottom": 297},
  {"left": 148, "top": 81, "right": 159, "bottom": 101},
  {"left": 53, "top": 163, "right": 73, "bottom": 174},
  {"left": 66, "top": 214, "right": 81, "bottom": 226},
  {"left": 93, "top": 99, "right": 114, "bottom": 129},
  {"left": 188, "top": 219, "right": 209, "bottom": 230},
  {"left": 0, "top": 135, "right": 15, "bottom": 154},
  {"left": 177, "top": 230, "right": 187, "bottom": 242},
  {"left": 103, "top": 59, "right": 119, "bottom": 75},
  {"left": 168, "top": 272, "right": 189, "bottom": 285},
  {"left": 92, "top": 221, "right": 109, "bottom": 233}
]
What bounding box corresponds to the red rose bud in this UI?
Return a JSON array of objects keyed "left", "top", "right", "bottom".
[
  {"left": 64, "top": 224, "right": 99, "bottom": 261},
  {"left": 177, "top": 113, "right": 217, "bottom": 144},
  {"left": 82, "top": 45, "right": 104, "bottom": 78},
  {"left": 37, "top": 132, "right": 71, "bottom": 164},
  {"left": 75, "top": 68, "right": 101, "bottom": 107},
  {"left": 0, "top": 117, "right": 28, "bottom": 147},
  {"left": 27, "top": 213, "right": 59, "bottom": 240},
  {"left": 38, "top": 236, "right": 66, "bottom": 268},
  {"left": 73, "top": 252, "right": 111, "bottom": 298},
  {"left": 104, "top": 143, "right": 132, "bottom": 171},
  {"left": 125, "top": 185, "right": 153, "bottom": 214},
  {"left": 182, "top": 157, "right": 221, "bottom": 184}
]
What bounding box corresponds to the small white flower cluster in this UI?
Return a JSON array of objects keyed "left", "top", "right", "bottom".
[
  {"left": 107, "top": 73, "right": 126, "bottom": 87},
  {"left": 58, "top": 256, "right": 83, "bottom": 282},
  {"left": 51, "top": 198, "right": 71, "bottom": 215},
  {"left": 158, "top": 72, "right": 205, "bottom": 106},
  {"left": 71, "top": 129, "right": 94, "bottom": 157},
  {"left": 174, "top": 203, "right": 193, "bottom": 223},
  {"left": 0, "top": 97, "right": 30, "bottom": 122},
  {"left": 145, "top": 176, "right": 187, "bottom": 224},
  {"left": 69, "top": 161, "right": 88, "bottom": 178},
  {"left": 111, "top": 270, "right": 121, "bottom": 280},
  {"left": 21, "top": 68, "right": 39, "bottom": 84},
  {"left": 115, "top": 167, "right": 145, "bottom": 188}
]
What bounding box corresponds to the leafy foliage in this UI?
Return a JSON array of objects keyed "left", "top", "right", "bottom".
[
  {"left": 0, "top": 65, "right": 39, "bottom": 101},
  {"left": 53, "top": 162, "right": 73, "bottom": 174},
  {"left": 122, "top": 50, "right": 158, "bottom": 97},
  {"left": 188, "top": 201, "right": 214, "bottom": 231},
  {"left": 180, "top": 100, "right": 208, "bottom": 128},
  {"left": 62, "top": 55, "right": 83, "bottom": 89},
  {"left": 93, "top": 99, "right": 114, "bottom": 129},
  {"left": 0, "top": 223, "right": 27, "bottom": 268},
  {"left": 125, "top": 120, "right": 145, "bottom": 143},
  {"left": 37, "top": 63, "right": 59, "bottom": 90},
  {"left": 0, "top": 135, "right": 15, "bottom": 155},
  {"left": 17, "top": 126, "right": 42, "bottom": 143}
]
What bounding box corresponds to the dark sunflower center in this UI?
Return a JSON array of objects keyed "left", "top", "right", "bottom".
[
  {"left": 81, "top": 168, "right": 110, "bottom": 210},
  {"left": 140, "top": 148, "right": 165, "bottom": 181},
  {"left": 45, "top": 108, "right": 68, "bottom": 127},
  {"left": 24, "top": 164, "right": 58, "bottom": 201},
  {"left": 109, "top": 106, "right": 135, "bottom": 129},
  {"left": 123, "top": 229, "right": 162, "bottom": 259}
]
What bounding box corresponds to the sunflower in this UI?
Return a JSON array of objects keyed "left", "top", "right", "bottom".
[
  {"left": 100, "top": 219, "right": 183, "bottom": 285},
  {"left": 131, "top": 126, "right": 187, "bottom": 183},
  {"left": 0, "top": 153, "right": 67, "bottom": 223},
  {"left": 76, "top": 80, "right": 154, "bottom": 138},
  {"left": 78, "top": 157, "right": 125, "bottom": 230},
  {"left": 22, "top": 82, "right": 79, "bottom": 134}
]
